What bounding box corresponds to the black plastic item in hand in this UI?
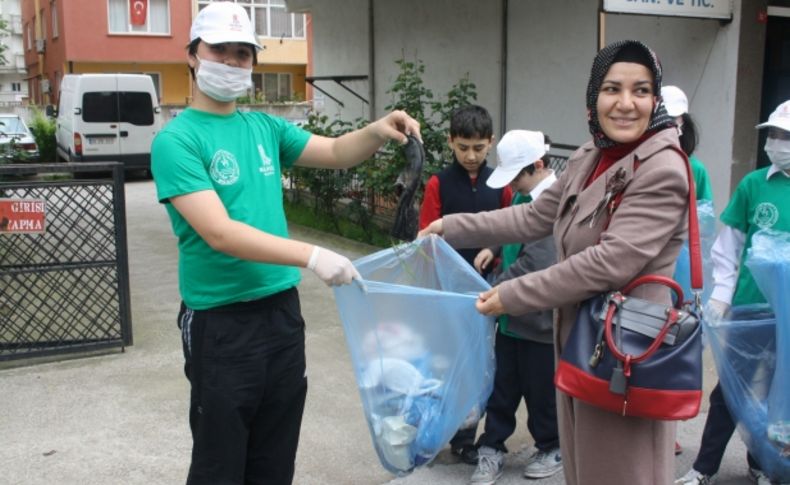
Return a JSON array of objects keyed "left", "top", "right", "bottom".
[{"left": 390, "top": 135, "right": 425, "bottom": 241}]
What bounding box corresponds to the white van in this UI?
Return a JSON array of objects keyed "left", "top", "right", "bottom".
[{"left": 55, "top": 74, "right": 162, "bottom": 170}]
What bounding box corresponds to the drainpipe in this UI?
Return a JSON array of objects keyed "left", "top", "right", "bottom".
[
  {"left": 368, "top": 0, "right": 376, "bottom": 120},
  {"left": 499, "top": 0, "right": 508, "bottom": 134},
  {"left": 598, "top": 0, "right": 606, "bottom": 50},
  {"left": 34, "top": 0, "right": 43, "bottom": 104}
]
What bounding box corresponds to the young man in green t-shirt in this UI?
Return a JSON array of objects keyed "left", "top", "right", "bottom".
[
  {"left": 151, "top": 4, "right": 420, "bottom": 484},
  {"left": 677, "top": 99, "right": 790, "bottom": 485}
]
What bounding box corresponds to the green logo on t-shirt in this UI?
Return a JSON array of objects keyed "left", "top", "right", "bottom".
[
  {"left": 753, "top": 202, "right": 779, "bottom": 229},
  {"left": 210, "top": 150, "right": 240, "bottom": 185}
]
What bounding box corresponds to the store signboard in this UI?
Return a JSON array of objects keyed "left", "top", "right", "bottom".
[
  {"left": 0, "top": 198, "right": 46, "bottom": 234},
  {"left": 604, "top": 0, "right": 733, "bottom": 20}
]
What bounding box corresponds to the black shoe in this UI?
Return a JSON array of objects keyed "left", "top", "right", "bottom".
[{"left": 452, "top": 445, "right": 479, "bottom": 465}]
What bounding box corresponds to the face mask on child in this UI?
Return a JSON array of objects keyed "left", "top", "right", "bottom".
[
  {"left": 195, "top": 56, "right": 252, "bottom": 102},
  {"left": 765, "top": 137, "right": 790, "bottom": 171}
]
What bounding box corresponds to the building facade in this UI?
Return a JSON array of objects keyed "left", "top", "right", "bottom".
[
  {"left": 286, "top": 0, "right": 790, "bottom": 214},
  {"left": 21, "top": 0, "right": 309, "bottom": 110},
  {"left": 0, "top": 0, "right": 28, "bottom": 107}
]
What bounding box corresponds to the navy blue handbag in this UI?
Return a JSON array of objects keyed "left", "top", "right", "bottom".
[
  {"left": 555, "top": 276, "right": 703, "bottom": 419},
  {"left": 555, "top": 147, "right": 704, "bottom": 420}
]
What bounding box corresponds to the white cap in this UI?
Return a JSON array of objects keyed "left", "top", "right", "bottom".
[
  {"left": 190, "top": 2, "right": 262, "bottom": 51},
  {"left": 756, "top": 100, "right": 790, "bottom": 132},
  {"left": 487, "top": 130, "right": 547, "bottom": 189},
  {"left": 661, "top": 86, "right": 688, "bottom": 117}
]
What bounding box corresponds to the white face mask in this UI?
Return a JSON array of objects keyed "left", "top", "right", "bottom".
[
  {"left": 765, "top": 137, "right": 790, "bottom": 171},
  {"left": 195, "top": 56, "right": 252, "bottom": 102}
]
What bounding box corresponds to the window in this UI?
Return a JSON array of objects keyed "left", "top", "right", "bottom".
[
  {"left": 11, "top": 83, "right": 21, "bottom": 92},
  {"left": 82, "top": 92, "right": 154, "bottom": 125},
  {"left": 119, "top": 92, "right": 155, "bottom": 125},
  {"left": 24, "top": 22, "right": 29, "bottom": 50},
  {"left": 108, "top": 0, "right": 170, "bottom": 34},
  {"left": 83, "top": 93, "right": 116, "bottom": 123},
  {"left": 197, "top": 0, "right": 306, "bottom": 39},
  {"left": 252, "top": 72, "right": 291, "bottom": 102},
  {"left": 51, "top": 1, "right": 59, "bottom": 38}
]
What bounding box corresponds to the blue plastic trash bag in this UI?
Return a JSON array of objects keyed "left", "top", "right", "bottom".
[
  {"left": 746, "top": 230, "right": 790, "bottom": 469},
  {"left": 674, "top": 199, "right": 716, "bottom": 304},
  {"left": 333, "top": 235, "right": 496, "bottom": 475},
  {"left": 703, "top": 229, "right": 790, "bottom": 483},
  {"left": 704, "top": 306, "right": 787, "bottom": 480}
]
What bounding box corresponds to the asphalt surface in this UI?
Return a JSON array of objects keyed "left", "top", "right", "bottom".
[{"left": 0, "top": 179, "right": 755, "bottom": 484}]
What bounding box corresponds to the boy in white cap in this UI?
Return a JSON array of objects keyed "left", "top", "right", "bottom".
[
  {"left": 151, "top": 3, "right": 420, "bottom": 484},
  {"left": 470, "top": 130, "right": 562, "bottom": 485},
  {"left": 677, "top": 100, "right": 790, "bottom": 485},
  {"left": 661, "top": 85, "right": 713, "bottom": 202}
]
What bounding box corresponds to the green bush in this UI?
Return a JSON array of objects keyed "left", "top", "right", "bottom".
[
  {"left": 358, "top": 58, "right": 478, "bottom": 203},
  {"left": 28, "top": 108, "right": 57, "bottom": 163},
  {"left": 287, "top": 57, "right": 478, "bottom": 246}
]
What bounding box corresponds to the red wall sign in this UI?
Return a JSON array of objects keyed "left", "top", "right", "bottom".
[
  {"left": 0, "top": 198, "right": 46, "bottom": 234},
  {"left": 130, "top": 0, "right": 148, "bottom": 26}
]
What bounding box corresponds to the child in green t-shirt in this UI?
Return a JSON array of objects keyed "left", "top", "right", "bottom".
[
  {"left": 151, "top": 5, "right": 421, "bottom": 484},
  {"left": 677, "top": 99, "right": 790, "bottom": 485}
]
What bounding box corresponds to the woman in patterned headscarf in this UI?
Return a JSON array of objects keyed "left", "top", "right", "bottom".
[{"left": 420, "top": 40, "right": 689, "bottom": 485}]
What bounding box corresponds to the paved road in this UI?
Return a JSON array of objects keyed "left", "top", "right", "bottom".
[{"left": 0, "top": 179, "right": 754, "bottom": 484}]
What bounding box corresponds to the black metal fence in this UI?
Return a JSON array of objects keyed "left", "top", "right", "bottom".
[
  {"left": 0, "top": 163, "right": 132, "bottom": 361},
  {"left": 546, "top": 143, "right": 578, "bottom": 175}
]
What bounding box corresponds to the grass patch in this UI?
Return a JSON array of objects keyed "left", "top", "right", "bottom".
[{"left": 284, "top": 198, "right": 393, "bottom": 248}]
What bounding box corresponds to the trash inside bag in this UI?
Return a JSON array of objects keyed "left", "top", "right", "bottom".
[
  {"left": 674, "top": 199, "right": 716, "bottom": 304},
  {"left": 703, "top": 229, "right": 790, "bottom": 482},
  {"left": 334, "top": 235, "right": 496, "bottom": 475},
  {"left": 746, "top": 230, "right": 790, "bottom": 469}
]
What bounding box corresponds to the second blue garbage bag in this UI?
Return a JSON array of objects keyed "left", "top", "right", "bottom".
[
  {"left": 704, "top": 229, "right": 790, "bottom": 482},
  {"left": 333, "top": 235, "right": 496, "bottom": 475}
]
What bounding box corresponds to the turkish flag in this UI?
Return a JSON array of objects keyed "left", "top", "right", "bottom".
[{"left": 130, "top": 0, "right": 147, "bottom": 26}]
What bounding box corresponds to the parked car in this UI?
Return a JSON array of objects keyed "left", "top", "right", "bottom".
[
  {"left": 55, "top": 74, "right": 162, "bottom": 171},
  {"left": 0, "top": 114, "right": 39, "bottom": 162}
]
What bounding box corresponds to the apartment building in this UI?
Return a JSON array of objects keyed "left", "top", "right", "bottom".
[
  {"left": 0, "top": 0, "right": 27, "bottom": 107},
  {"left": 22, "top": 0, "right": 309, "bottom": 108}
]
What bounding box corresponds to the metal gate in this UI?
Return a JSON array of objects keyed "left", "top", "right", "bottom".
[{"left": 0, "top": 162, "right": 132, "bottom": 361}]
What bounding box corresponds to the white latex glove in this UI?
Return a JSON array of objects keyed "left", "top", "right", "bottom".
[
  {"left": 307, "top": 246, "right": 361, "bottom": 287},
  {"left": 704, "top": 298, "right": 731, "bottom": 325}
]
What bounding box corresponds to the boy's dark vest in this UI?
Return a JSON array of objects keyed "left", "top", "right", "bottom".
[{"left": 437, "top": 159, "right": 503, "bottom": 267}]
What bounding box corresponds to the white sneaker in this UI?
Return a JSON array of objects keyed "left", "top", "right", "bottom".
[
  {"left": 675, "top": 468, "right": 717, "bottom": 484},
  {"left": 469, "top": 447, "right": 503, "bottom": 485},
  {"left": 749, "top": 467, "right": 789, "bottom": 485},
  {"left": 523, "top": 447, "right": 562, "bottom": 479}
]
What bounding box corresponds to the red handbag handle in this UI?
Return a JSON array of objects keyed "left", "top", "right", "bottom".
[
  {"left": 622, "top": 274, "right": 684, "bottom": 308},
  {"left": 603, "top": 146, "right": 703, "bottom": 295},
  {"left": 603, "top": 294, "right": 681, "bottom": 367},
  {"left": 670, "top": 146, "right": 703, "bottom": 292}
]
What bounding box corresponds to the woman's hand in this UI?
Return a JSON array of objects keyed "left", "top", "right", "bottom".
[
  {"left": 474, "top": 248, "right": 494, "bottom": 274},
  {"left": 476, "top": 286, "right": 506, "bottom": 316},
  {"left": 417, "top": 218, "right": 443, "bottom": 238}
]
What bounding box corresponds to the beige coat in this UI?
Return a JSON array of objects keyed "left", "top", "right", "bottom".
[{"left": 444, "top": 128, "right": 689, "bottom": 485}]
